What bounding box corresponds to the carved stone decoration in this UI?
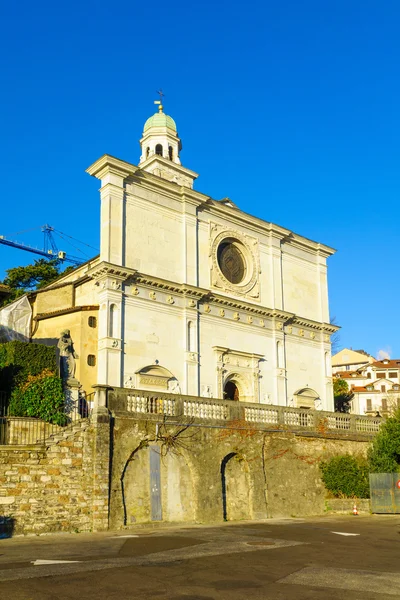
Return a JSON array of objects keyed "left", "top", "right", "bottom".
[
  {"left": 124, "top": 375, "right": 135, "bottom": 388},
  {"left": 310, "top": 332, "right": 316, "bottom": 339},
  {"left": 204, "top": 304, "right": 211, "bottom": 313},
  {"left": 168, "top": 379, "right": 181, "bottom": 394},
  {"left": 213, "top": 346, "right": 263, "bottom": 403},
  {"left": 201, "top": 385, "right": 213, "bottom": 398},
  {"left": 188, "top": 299, "right": 196, "bottom": 308},
  {"left": 287, "top": 325, "right": 293, "bottom": 334},
  {"left": 149, "top": 291, "right": 156, "bottom": 300},
  {"left": 58, "top": 330, "right": 79, "bottom": 384},
  {"left": 325, "top": 334, "right": 330, "bottom": 342},
  {"left": 276, "top": 322, "right": 283, "bottom": 330},
  {"left": 247, "top": 316, "right": 253, "bottom": 324},
  {"left": 166, "top": 295, "right": 175, "bottom": 305},
  {"left": 219, "top": 309, "right": 225, "bottom": 317},
  {"left": 299, "top": 329, "right": 304, "bottom": 337},
  {"left": 209, "top": 224, "right": 260, "bottom": 300},
  {"left": 233, "top": 312, "right": 240, "bottom": 321},
  {"left": 132, "top": 287, "right": 139, "bottom": 295},
  {"left": 259, "top": 319, "right": 265, "bottom": 327}
]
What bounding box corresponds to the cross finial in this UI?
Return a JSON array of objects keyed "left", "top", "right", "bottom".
[{"left": 154, "top": 89, "right": 165, "bottom": 112}]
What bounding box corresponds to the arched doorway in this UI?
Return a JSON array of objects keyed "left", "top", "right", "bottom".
[
  {"left": 224, "top": 380, "right": 240, "bottom": 401},
  {"left": 220, "top": 452, "right": 251, "bottom": 521}
]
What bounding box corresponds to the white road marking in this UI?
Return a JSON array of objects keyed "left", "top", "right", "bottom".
[
  {"left": 331, "top": 531, "right": 360, "bottom": 536},
  {"left": 31, "top": 559, "right": 81, "bottom": 565}
]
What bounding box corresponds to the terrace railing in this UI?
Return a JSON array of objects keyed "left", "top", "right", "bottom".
[{"left": 107, "top": 387, "right": 382, "bottom": 438}]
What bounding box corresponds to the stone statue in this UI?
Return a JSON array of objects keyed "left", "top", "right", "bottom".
[{"left": 57, "top": 330, "right": 79, "bottom": 382}]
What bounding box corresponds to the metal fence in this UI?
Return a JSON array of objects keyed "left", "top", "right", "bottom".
[
  {"left": 0, "top": 390, "right": 93, "bottom": 446},
  {"left": 0, "top": 391, "right": 9, "bottom": 417},
  {"left": 108, "top": 387, "right": 382, "bottom": 438}
]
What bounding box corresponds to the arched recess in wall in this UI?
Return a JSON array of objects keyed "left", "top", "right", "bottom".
[
  {"left": 293, "top": 387, "right": 320, "bottom": 409},
  {"left": 220, "top": 452, "right": 252, "bottom": 521},
  {"left": 276, "top": 341, "right": 284, "bottom": 368},
  {"left": 155, "top": 144, "right": 163, "bottom": 156},
  {"left": 163, "top": 449, "right": 196, "bottom": 522},
  {"left": 325, "top": 352, "right": 330, "bottom": 376},
  {"left": 109, "top": 304, "right": 118, "bottom": 338},
  {"left": 135, "top": 364, "right": 179, "bottom": 392},
  {"left": 187, "top": 321, "right": 195, "bottom": 352}
]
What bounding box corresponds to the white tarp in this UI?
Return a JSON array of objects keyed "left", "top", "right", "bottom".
[{"left": 0, "top": 295, "right": 32, "bottom": 342}]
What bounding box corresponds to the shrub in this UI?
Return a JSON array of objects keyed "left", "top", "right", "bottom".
[
  {"left": 368, "top": 409, "right": 400, "bottom": 473},
  {"left": 0, "top": 341, "right": 57, "bottom": 395},
  {"left": 9, "top": 371, "right": 67, "bottom": 425},
  {"left": 320, "top": 454, "right": 370, "bottom": 498}
]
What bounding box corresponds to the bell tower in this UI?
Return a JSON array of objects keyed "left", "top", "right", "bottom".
[{"left": 139, "top": 92, "right": 198, "bottom": 189}]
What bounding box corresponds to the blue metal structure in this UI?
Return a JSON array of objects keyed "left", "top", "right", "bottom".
[{"left": 0, "top": 225, "right": 88, "bottom": 266}]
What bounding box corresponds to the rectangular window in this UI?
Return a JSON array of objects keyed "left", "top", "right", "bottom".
[
  {"left": 389, "top": 372, "right": 398, "bottom": 378},
  {"left": 381, "top": 385, "right": 386, "bottom": 393},
  {"left": 382, "top": 398, "right": 388, "bottom": 411},
  {"left": 366, "top": 399, "right": 372, "bottom": 411},
  {"left": 376, "top": 373, "right": 386, "bottom": 379}
]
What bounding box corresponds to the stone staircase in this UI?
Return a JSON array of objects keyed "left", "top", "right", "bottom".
[{"left": 44, "top": 418, "right": 91, "bottom": 446}]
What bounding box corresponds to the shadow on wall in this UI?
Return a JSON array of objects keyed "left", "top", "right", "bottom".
[{"left": 0, "top": 516, "right": 15, "bottom": 539}]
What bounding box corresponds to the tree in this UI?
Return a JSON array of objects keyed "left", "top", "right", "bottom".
[
  {"left": 333, "top": 377, "right": 353, "bottom": 413},
  {"left": 0, "top": 259, "right": 73, "bottom": 307},
  {"left": 368, "top": 409, "right": 400, "bottom": 473},
  {"left": 330, "top": 315, "right": 341, "bottom": 355}
]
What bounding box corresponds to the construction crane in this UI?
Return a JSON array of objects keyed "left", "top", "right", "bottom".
[{"left": 0, "top": 225, "right": 95, "bottom": 266}]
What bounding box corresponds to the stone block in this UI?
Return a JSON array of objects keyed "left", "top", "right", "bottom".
[{"left": 0, "top": 496, "right": 15, "bottom": 505}]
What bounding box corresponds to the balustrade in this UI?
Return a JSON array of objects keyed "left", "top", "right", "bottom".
[{"left": 107, "top": 388, "right": 382, "bottom": 437}]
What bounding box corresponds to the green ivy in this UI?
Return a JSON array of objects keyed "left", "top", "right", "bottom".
[
  {"left": 0, "top": 341, "right": 57, "bottom": 395},
  {"left": 368, "top": 410, "right": 400, "bottom": 473},
  {"left": 320, "top": 454, "right": 370, "bottom": 498},
  {"left": 9, "top": 375, "right": 67, "bottom": 425}
]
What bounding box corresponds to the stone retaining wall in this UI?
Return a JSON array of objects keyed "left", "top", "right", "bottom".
[
  {"left": 0, "top": 413, "right": 110, "bottom": 535},
  {"left": 325, "top": 498, "right": 370, "bottom": 514}
]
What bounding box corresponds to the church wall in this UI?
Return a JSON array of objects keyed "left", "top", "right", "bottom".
[
  {"left": 198, "top": 315, "right": 276, "bottom": 403},
  {"left": 74, "top": 279, "right": 98, "bottom": 307},
  {"left": 123, "top": 186, "right": 185, "bottom": 281},
  {"left": 122, "top": 298, "right": 185, "bottom": 389},
  {"left": 285, "top": 335, "right": 332, "bottom": 410},
  {"left": 32, "top": 309, "right": 98, "bottom": 395},
  {"left": 281, "top": 251, "right": 323, "bottom": 322},
  {"left": 33, "top": 284, "right": 74, "bottom": 315}
]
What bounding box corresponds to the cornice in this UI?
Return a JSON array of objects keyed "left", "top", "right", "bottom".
[
  {"left": 139, "top": 154, "right": 199, "bottom": 180},
  {"left": 201, "top": 202, "right": 335, "bottom": 257},
  {"left": 86, "top": 261, "right": 138, "bottom": 281},
  {"left": 34, "top": 305, "right": 99, "bottom": 321},
  {"left": 86, "top": 154, "right": 136, "bottom": 180}
]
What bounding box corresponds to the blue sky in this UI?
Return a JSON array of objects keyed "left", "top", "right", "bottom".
[{"left": 0, "top": 1, "right": 399, "bottom": 358}]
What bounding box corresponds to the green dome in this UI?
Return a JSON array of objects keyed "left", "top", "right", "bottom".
[{"left": 144, "top": 112, "right": 177, "bottom": 132}]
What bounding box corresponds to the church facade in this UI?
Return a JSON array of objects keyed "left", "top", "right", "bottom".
[{"left": 82, "top": 102, "right": 337, "bottom": 410}]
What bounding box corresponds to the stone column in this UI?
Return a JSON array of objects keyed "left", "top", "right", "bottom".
[{"left": 90, "top": 384, "right": 112, "bottom": 532}]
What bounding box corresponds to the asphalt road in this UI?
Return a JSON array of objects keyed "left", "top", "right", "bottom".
[{"left": 0, "top": 515, "right": 400, "bottom": 599}]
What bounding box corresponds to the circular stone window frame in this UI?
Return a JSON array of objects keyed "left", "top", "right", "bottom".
[{"left": 211, "top": 229, "right": 259, "bottom": 296}]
